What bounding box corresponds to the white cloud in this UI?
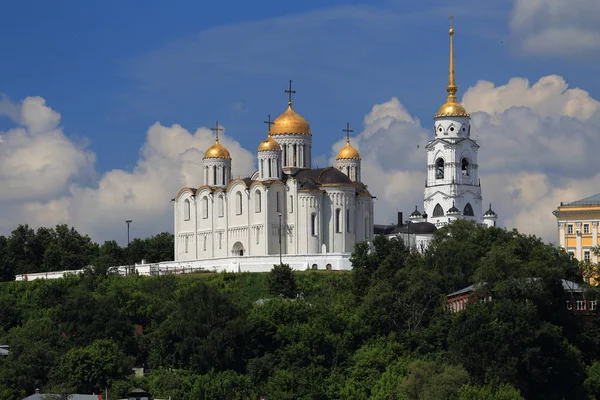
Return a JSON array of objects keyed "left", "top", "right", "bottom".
[
  {"left": 330, "top": 75, "right": 600, "bottom": 243},
  {"left": 510, "top": 0, "right": 600, "bottom": 56},
  {"left": 2, "top": 73, "right": 600, "bottom": 245}
]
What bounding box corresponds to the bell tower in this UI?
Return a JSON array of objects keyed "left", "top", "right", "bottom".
[{"left": 423, "top": 18, "right": 483, "bottom": 227}]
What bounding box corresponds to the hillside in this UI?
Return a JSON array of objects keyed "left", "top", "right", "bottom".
[{"left": 1, "top": 221, "right": 599, "bottom": 400}]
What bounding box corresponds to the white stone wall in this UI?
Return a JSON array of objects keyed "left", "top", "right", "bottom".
[{"left": 336, "top": 159, "right": 361, "bottom": 182}]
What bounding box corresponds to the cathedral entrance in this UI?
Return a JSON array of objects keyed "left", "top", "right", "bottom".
[{"left": 232, "top": 242, "right": 245, "bottom": 256}]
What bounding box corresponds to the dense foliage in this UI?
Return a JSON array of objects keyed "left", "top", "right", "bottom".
[
  {"left": 0, "top": 224, "right": 174, "bottom": 280},
  {"left": 0, "top": 220, "right": 598, "bottom": 399}
]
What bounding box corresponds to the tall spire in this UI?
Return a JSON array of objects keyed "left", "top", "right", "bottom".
[{"left": 446, "top": 16, "right": 457, "bottom": 103}]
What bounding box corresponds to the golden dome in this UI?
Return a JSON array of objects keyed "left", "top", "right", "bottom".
[
  {"left": 337, "top": 140, "right": 360, "bottom": 160},
  {"left": 257, "top": 134, "right": 281, "bottom": 152},
  {"left": 435, "top": 101, "right": 470, "bottom": 118},
  {"left": 204, "top": 140, "right": 231, "bottom": 159},
  {"left": 270, "top": 103, "right": 311, "bottom": 136}
]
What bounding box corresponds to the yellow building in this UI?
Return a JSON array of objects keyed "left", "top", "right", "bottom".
[{"left": 553, "top": 193, "right": 600, "bottom": 262}]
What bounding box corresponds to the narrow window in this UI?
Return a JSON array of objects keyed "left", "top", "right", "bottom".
[
  {"left": 268, "top": 158, "right": 272, "bottom": 177},
  {"left": 463, "top": 203, "right": 474, "bottom": 216},
  {"left": 185, "top": 236, "right": 189, "bottom": 253},
  {"left": 461, "top": 158, "right": 470, "bottom": 176},
  {"left": 202, "top": 196, "right": 209, "bottom": 219},
  {"left": 203, "top": 235, "right": 207, "bottom": 251},
  {"left": 212, "top": 165, "right": 217, "bottom": 185},
  {"left": 289, "top": 195, "right": 293, "bottom": 213},
  {"left": 236, "top": 192, "right": 243, "bottom": 215},
  {"left": 433, "top": 203, "right": 444, "bottom": 217},
  {"left": 184, "top": 199, "right": 191, "bottom": 221},
  {"left": 222, "top": 167, "right": 226, "bottom": 186},
  {"left": 276, "top": 192, "right": 281, "bottom": 212},
  {"left": 311, "top": 213, "right": 317, "bottom": 236},
  {"left": 218, "top": 196, "right": 224, "bottom": 217},
  {"left": 255, "top": 191, "right": 262, "bottom": 213},
  {"left": 584, "top": 224, "right": 590, "bottom": 234},
  {"left": 585, "top": 251, "right": 591, "bottom": 262},
  {"left": 260, "top": 159, "right": 264, "bottom": 178},
  {"left": 567, "top": 224, "right": 574, "bottom": 234},
  {"left": 435, "top": 158, "right": 444, "bottom": 179},
  {"left": 293, "top": 144, "right": 297, "bottom": 165},
  {"left": 577, "top": 300, "right": 586, "bottom": 311},
  {"left": 346, "top": 209, "right": 350, "bottom": 233},
  {"left": 335, "top": 209, "right": 341, "bottom": 233},
  {"left": 219, "top": 232, "right": 222, "bottom": 249}
]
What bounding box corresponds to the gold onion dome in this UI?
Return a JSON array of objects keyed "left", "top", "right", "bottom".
[
  {"left": 204, "top": 139, "right": 231, "bottom": 159},
  {"left": 337, "top": 140, "right": 360, "bottom": 160},
  {"left": 270, "top": 103, "right": 311, "bottom": 136},
  {"left": 258, "top": 134, "right": 281, "bottom": 152},
  {"left": 434, "top": 19, "right": 470, "bottom": 119}
]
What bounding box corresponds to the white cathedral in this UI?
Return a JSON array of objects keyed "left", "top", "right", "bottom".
[{"left": 173, "top": 84, "right": 374, "bottom": 271}]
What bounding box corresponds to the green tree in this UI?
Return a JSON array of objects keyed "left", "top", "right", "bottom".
[
  {"left": 399, "top": 360, "right": 469, "bottom": 400},
  {"left": 457, "top": 383, "right": 523, "bottom": 400},
  {"left": 267, "top": 263, "right": 297, "bottom": 298}
]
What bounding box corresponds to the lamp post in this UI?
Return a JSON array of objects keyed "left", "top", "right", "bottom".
[
  {"left": 125, "top": 219, "right": 132, "bottom": 275},
  {"left": 278, "top": 213, "right": 283, "bottom": 265}
]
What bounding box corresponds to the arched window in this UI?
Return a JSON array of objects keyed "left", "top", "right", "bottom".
[
  {"left": 463, "top": 203, "right": 474, "bottom": 216},
  {"left": 276, "top": 192, "right": 281, "bottom": 212},
  {"left": 236, "top": 192, "right": 243, "bottom": 215},
  {"left": 183, "top": 199, "right": 191, "bottom": 221},
  {"left": 461, "top": 158, "right": 470, "bottom": 176},
  {"left": 222, "top": 168, "right": 226, "bottom": 185},
  {"left": 289, "top": 195, "right": 293, "bottom": 213},
  {"left": 346, "top": 209, "right": 351, "bottom": 233},
  {"left": 218, "top": 195, "right": 224, "bottom": 217},
  {"left": 255, "top": 190, "right": 262, "bottom": 213},
  {"left": 335, "top": 209, "right": 341, "bottom": 233},
  {"left": 268, "top": 158, "right": 272, "bottom": 177},
  {"left": 433, "top": 203, "right": 444, "bottom": 217},
  {"left": 202, "top": 196, "right": 209, "bottom": 219},
  {"left": 435, "top": 158, "right": 444, "bottom": 179},
  {"left": 212, "top": 165, "right": 217, "bottom": 185},
  {"left": 311, "top": 213, "right": 317, "bottom": 236},
  {"left": 260, "top": 159, "right": 264, "bottom": 178}
]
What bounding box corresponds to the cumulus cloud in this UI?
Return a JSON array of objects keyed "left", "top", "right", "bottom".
[
  {"left": 510, "top": 0, "right": 600, "bottom": 56},
  {"left": 2, "top": 73, "right": 600, "bottom": 245},
  {"left": 337, "top": 74, "right": 600, "bottom": 243}
]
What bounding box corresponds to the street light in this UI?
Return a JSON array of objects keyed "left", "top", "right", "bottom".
[
  {"left": 125, "top": 219, "right": 132, "bottom": 246},
  {"left": 278, "top": 213, "right": 283, "bottom": 266}
]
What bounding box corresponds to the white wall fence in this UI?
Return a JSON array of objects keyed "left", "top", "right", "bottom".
[{"left": 14, "top": 253, "right": 352, "bottom": 281}]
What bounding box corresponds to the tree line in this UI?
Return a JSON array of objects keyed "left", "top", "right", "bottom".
[
  {"left": 1, "top": 220, "right": 600, "bottom": 399},
  {"left": 0, "top": 224, "right": 174, "bottom": 281}
]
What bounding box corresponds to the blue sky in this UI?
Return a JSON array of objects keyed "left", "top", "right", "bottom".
[{"left": 1, "top": 0, "right": 600, "bottom": 243}]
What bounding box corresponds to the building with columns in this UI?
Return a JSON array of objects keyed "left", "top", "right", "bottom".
[
  {"left": 553, "top": 194, "right": 600, "bottom": 263},
  {"left": 173, "top": 84, "right": 375, "bottom": 271},
  {"left": 421, "top": 19, "right": 498, "bottom": 229}
]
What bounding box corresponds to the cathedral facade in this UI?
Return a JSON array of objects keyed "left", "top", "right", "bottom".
[{"left": 173, "top": 88, "right": 374, "bottom": 267}]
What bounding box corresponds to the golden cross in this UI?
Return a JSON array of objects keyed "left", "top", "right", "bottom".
[
  {"left": 285, "top": 80, "right": 296, "bottom": 105},
  {"left": 210, "top": 121, "right": 223, "bottom": 141},
  {"left": 342, "top": 122, "right": 354, "bottom": 142},
  {"left": 264, "top": 114, "right": 275, "bottom": 133}
]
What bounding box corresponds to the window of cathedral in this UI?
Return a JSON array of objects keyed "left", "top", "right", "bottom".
[
  {"left": 463, "top": 203, "right": 474, "bottom": 216},
  {"left": 184, "top": 199, "right": 191, "bottom": 221},
  {"left": 212, "top": 166, "right": 217, "bottom": 185},
  {"left": 335, "top": 209, "right": 341, "bottom": 233},
  {"left": 255, "top": 191, "right": 262, "bottom": 213},
  {"left": 346, "top": 209, "right": 351, "bottom": 233},
  {"left": 202, "top": 197, "right": 209, "bottom": 219},
  {"left": 289, "top": 195, "right": 293, "bottom": 213},
  {"left": 436, "top": 159, "right": 444, "bottom": 179},
  {"left": 584, "top": 224, "right": 590, "bottom": 234},
  {"left": 450, "top": 126, "right": 455, "bottom": 132},
  {"left": 218, "top": 196, "right": 224, "bottom": 217},
  {"left": 236, "top": 192, "right": 243, "bottom": 215},
  {"left": 567, "top": 224, "right": 574, "bottom": 234},
  {"left": 268, "top": 158, "right": 272, "bottom": 177},
  {"left": 260, "top": 159, "right": 264, "bottom": 179},
  {"left": 311, "top": 213, "right": 317, "bottom": 236},
  {"left": 219, "top": 232, "right": 222, "bottom": 249},
  {"left": 433, "top": 203, "right": 444, "bottom": 217},
  {"left": 203, "top": 235, "right": 207, "bottom": 251},
  {"left": 312, "top": 264, "right": 318, "bottom": 270},
  {"left": 185, "top": 236, "right": 189, "bottom": 253},
  {"left": 461, "top": 158, "right": 470, "bottom": 176},
  {"left": 276, "top": 192, "right": 281, "bottom": 212}
]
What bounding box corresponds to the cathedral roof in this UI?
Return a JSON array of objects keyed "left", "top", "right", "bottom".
[
  {"left": 270, "top": 104, "right": 311, "bottom": 136},
  {"left": 434, "top": 19, "right": 470, "bottom": 119},
  {"left": 447, "top": 202, "right": 461, "bottom": 214},
  {"left": 257, "top": 134, "right": 281, "bottom": 152},
  {"left": 410, "top": 206, "right": 422, "bottom": 217},
  {"left": 204, "top": 140, "right": 231, "bottom": 159},
  {"left": 295, "top": 167, "right": 353, "bottom": 186},
  {"left": 483, "top": 203, "right": 497, "bottom": 217},
  {"left": 337, "top": 140, "right": 360, "bottom": 160}
]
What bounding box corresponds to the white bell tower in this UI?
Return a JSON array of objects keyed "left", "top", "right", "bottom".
[{"left": 423, "top": 18, "right": 484, "bottom": 227}]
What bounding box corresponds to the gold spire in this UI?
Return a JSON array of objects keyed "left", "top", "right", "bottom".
[
  {"left": 337, "top": 122, "right": 360, "bottom": 160},
  {"left": 270, "top": 80, "right": 312, "bottom": 135},
  {"left": 435, "top": 16, "right": 470, "bottom": 119},
  {"left": 204, "top": 121, "right": 231, "bottom": 159}
]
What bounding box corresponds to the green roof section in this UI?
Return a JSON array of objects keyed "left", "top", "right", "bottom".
[{"left": 563, "top": 193, "right": 600, "bottom": 207}]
